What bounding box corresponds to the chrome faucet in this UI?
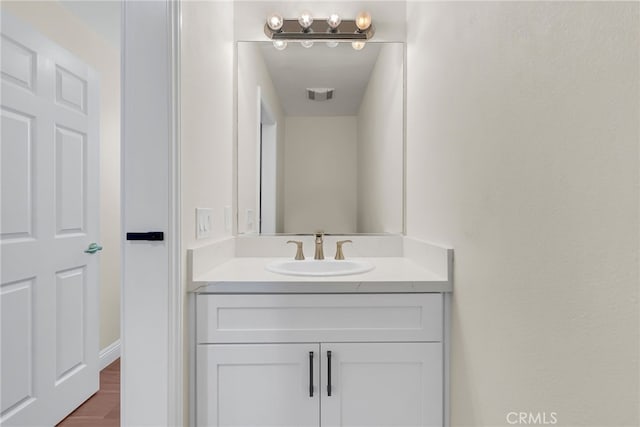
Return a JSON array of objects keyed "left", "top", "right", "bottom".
[{"left": 314, "top": 231, "right": 324, "bottom": 260}]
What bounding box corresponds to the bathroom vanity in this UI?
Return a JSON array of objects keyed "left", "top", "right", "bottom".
[
  {"left": 188, "top": 235, "right": 453, "bottom": 427},
  {"left": 192, "top": 27, "right": 450, "bottom": 426}
]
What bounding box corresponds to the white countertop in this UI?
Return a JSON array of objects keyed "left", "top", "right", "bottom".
[{"left": 190, "top": 257, "right": 452, "bottom": 293}]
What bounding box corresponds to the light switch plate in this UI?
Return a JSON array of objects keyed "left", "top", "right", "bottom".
[
  {"left": 246, "top": 209, "right": 254, "bottom": 232},
  {"left": 224, "top": 206, "right": 232, "bottom": 232},
  {"left": 196, "top": 208, "right": 213, "bottom": 239}
]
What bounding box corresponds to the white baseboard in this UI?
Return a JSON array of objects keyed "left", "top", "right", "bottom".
[{"left": 99, "top": 339, "right": 121, "bottom": 370}]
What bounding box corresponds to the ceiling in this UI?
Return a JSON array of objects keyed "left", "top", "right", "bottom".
[{"left": 258, "top": 41, "right": 382, "bottom": 116}]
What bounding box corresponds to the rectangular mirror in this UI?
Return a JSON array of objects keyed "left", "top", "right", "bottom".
[{"left": 237, "top": 41, "right": 404, "bottom": 234}]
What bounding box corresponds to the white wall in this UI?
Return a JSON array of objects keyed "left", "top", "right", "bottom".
[
  {"left": 276, "top": 118, "right": 286, "bottom": 233},
  {"left": 180, "top": 1, "right": 234, "bottom": 423},
  {"left": 406, "top": 2, "right": 639, "bottom": 425},
  {"left": 284, "top": 116, "right": 358, "bottom": 233},
  {"left": 181, "top": 1, "right": 234, "bottom": 248},
  {"left": 2, "top": 1, "right": 121, "bottom": 351},
  {"left": 356, "top": 43, "right": 404, "bottom": 233},
  {"left": 237, "top": 43, "right": 286, "bottom": 233}
]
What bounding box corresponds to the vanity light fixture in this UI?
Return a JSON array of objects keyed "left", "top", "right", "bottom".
[
  {"left": 355, "top": 11, "right": 372, "bottom": 31},
  {"left": 273, "top": 40, "right": 287, "bottom": 51},
  {"left": 327, "top": 13, "right": 341, "bottom": 30},
  {"left": 351, "top": 41, "right": 366, "bottom": 51},
  {"left": 298, "top": 11, "right": 314, "bottom": 31},
  {"left": 301, "top": 40, "right": 314, "bottom": 49},
  {"left": 266, "top": 13, "right": 284, "bottom": 32},
  {"left": 264, "top": 11, "right": 375, "bottom": 50}
]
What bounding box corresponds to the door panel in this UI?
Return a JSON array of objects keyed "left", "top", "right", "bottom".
[
  {"left": 0, "top": 279, "right": 35, "bottom": 415},
  {"left": 55, "top": 65, "right": 87, "bottom": 114},
  {"left": 54, "top": 125, "right": 86, "bottom": 235},
  {"left": 0, "top": 108, "right": 33, "bottom": 239},
  {"left": 0, "top": 34, "right": 36, "bottom": 90},
  {"left": 197, "top": 344, "right": 320, "bottom": 427},
  {"left": 54, "top": 267, "right": 85, "bottom": 383},
  {"left": 321, "top": 343, "right": 443, "bottom": 427},
  {"left": 0, "top": 12, "right": 100, "bottom": 426}
]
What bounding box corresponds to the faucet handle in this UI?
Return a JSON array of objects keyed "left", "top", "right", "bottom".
[
  {"left": 287, "top": 240, "right": 305, "bottom": 260},
  {"left": 334, "top": 240, "right": 352, "bottom": 260}
]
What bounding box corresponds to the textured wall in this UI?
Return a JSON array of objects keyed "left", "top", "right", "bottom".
[
  {"left": 236, "top": 43, "right": 286, "bottom": 234},
  {"left": 284, "top": 116, "right": 358, "bottom": 233},
  {"left": 406, "top": 2, "right": 639, "bottom": 425},
  {"left": 357, "top": 43, "right": 404, "bottom": 233},
  {"left": 181, "top": 1, "right": 234, "bottom": 246},
  {"left": 181, "top": 1, "right": 235, "bottom": 423}
]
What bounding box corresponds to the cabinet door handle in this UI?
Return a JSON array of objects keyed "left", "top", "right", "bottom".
[
  {"left": 309, "top": 351, "right": 314, "bottom": 397},
  {"left": 327, "top": 350, "right": 332, "bottom": 396}
]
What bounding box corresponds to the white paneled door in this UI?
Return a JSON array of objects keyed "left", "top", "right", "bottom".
[{"left": 0, "top": 13, "right": 100, "bottom": 426}]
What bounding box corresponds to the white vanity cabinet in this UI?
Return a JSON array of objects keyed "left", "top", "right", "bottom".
[
  {"left": 319, "top": 342, "right": 442, "bottom": 427},
  {"left": 197, "top": 343, "right": 320, "bottom": 426},
  {"left": 195, "top": 293, "right": 446, "bottom": 427}
]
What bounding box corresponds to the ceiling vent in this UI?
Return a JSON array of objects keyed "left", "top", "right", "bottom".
[{"left": 307, "top": 88, "right": 334, "bottom": 101}]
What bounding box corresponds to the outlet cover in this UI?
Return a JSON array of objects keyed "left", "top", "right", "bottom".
[{"left": 196, "top": 208, "right": 213, "bottom": 239}]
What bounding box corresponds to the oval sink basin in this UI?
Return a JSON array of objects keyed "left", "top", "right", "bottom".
[{"left": 266, "top": 259, "right": 374, "bottom": 277}]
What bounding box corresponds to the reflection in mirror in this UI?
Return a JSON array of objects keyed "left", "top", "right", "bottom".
[{"left": 237, "top": 41, "right": 403, "bottom": 235}]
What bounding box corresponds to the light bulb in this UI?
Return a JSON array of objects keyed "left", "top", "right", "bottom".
[
  {"left": 267, "top": 13, "right": 284, "bottom": 31},
  {"left": 301, "top": 40, "right": 314, "bottom": 49},
  {"left": 298, "top": 11, "right": 313, "bottom": 30},
  {"left": 355, "top": 11, "right": 372, "bottom": 31},
  {"left": 352, "top": 41, "right": 366, "bottom": 51},
  {"left": 327, "top": 13, "right": 341, "bottom": 30},
  {"left": 326, "top": 41, "right": 338, "bottom": 48},
  {"left": 273, "top": 40, "right": 287, "bottom": 50}
]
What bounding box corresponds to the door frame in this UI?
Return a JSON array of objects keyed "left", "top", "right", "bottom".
[
  {"left": 259, "top": 98, "right": 278, "bottom": 234},
  {"left": 121, "top": 0, "right": 183, "bottom": 424},
  {"left": 167, "top": 0, "right": 183, "bottom": 424}
]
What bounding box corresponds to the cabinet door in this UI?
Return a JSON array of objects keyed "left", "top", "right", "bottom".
[
  {"left": 197, "top": 344, "right": 320, "bottom": 427},
  {"left": 320, "top": 343, "right": 443, "bottom": 427}
]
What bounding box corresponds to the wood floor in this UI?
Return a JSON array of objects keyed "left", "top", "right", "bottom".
[{"left": 57, "top": 359, "right": 120, "bottom": 427}]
